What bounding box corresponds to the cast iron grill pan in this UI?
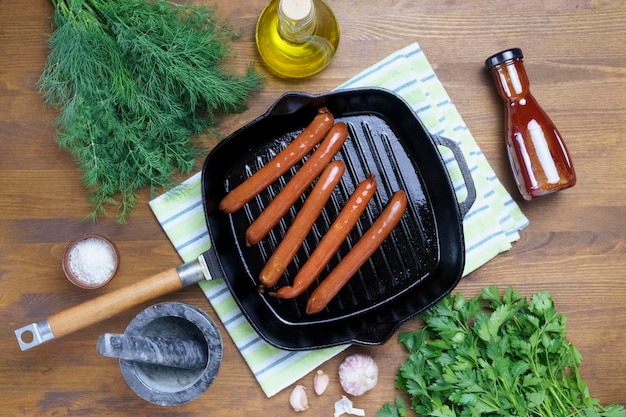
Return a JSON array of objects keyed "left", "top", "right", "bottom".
[
  {"left": 234, "top": 114, "right": 438, "bottom": 325},
  {"left": 202, "top": 89, "right": 474, "bottom": 340}
]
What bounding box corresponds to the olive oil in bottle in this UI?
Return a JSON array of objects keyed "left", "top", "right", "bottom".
[{"left": 256, "top": 0, "right": 340, "bottom": 78}]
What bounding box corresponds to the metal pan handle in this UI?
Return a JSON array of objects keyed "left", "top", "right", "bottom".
[{"left": 433, "top": 135, "right": 477, "bottom": 219}]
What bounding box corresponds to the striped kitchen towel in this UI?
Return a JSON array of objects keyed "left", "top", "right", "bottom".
[{"left": 149, "top": 41, "right": 528, "bottom": 397}]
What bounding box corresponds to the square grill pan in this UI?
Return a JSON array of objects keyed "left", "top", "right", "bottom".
[{"left": 200, "top": 88, "right": 475, "bottom": 347}]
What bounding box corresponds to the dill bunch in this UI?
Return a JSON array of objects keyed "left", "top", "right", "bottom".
[{"left": 39, "top": 0, "right": 262, "bottom": 222}]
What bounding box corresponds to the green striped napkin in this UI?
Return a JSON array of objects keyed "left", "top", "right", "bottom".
[{"left": 149, "top": 42, "right": 528, "bottom": 397}]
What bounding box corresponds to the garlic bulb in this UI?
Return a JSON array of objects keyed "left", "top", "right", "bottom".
[
  {"left": 289, "top": 384, "right": 309, "bottom": 412},
  {"left": 313, "top": 369, "right": 329, "bottom": 395},
  {"left": 338, "top": 353, "right": 378, "bottom": 396}
]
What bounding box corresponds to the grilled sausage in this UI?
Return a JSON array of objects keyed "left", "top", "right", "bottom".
[
  {"left": 259, "top": 160, "right": 345, "bottom": 288},
  {"left": 245, "top": 122, "right": 348, "bottom": 246},
  {"left": 271, "top": 175, "right": 377, "bottom": 298},
  {"left": 305, "top": 190, "right": 408, "bottom": 314},
  {"left": 219, "top": 107, "right": 334, "bottom": 214}
]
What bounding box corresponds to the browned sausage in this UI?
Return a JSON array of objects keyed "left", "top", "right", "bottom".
[
  {"left": 305, "top": 190, "right": 408, "bottom": 314},
  {"left": 245, "top": 122, "right": 348, "bottom": 246},
  {"left": 271, "top": 175, "right": 377, "bottom": 298},
  {"left": 219, "top": 107, "right": 334, "bottom": 214},
  {"left": 259, "top": 160, "right": 345, "bottom": 288}
]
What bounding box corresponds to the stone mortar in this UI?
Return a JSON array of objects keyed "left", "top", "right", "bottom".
[{"left": 117, "top": 302, "right": 222, "bottom": 406}]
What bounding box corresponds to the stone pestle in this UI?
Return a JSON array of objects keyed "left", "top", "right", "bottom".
[{"left": 97, "top": 333, "right": 208, "bottom": 370}]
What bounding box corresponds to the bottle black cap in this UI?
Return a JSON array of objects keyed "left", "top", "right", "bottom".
[{"left": 485, "top": 48, "right": 524, "bottom": 69}]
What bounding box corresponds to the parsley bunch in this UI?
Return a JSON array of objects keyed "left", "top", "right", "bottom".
[
  {"left": 378, "top": 286, "right": 626, "bottom": 417},
  {"left": 39, "top": 0, "right": 262, "bottom": 222}
]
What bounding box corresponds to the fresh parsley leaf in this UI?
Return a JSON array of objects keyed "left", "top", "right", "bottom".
[{"left": 382, "top": 286, "right": 626, "bottom": 417}]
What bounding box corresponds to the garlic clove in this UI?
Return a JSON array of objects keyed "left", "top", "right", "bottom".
[
  {"left": 338, "top": 353, "right": 379, "bottom": 396},
  {"left": 313, "top": 369, "right": 329, "bottom": 395},
  {"left": 289, "top": 384, "right": 309, "bottom": 412},
  {"left": 334, "top": 395, "right": 365, "bottom": 417}
]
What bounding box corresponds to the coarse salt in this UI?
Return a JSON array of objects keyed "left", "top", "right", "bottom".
[{"left": 68, "top": 237, "right": 116, "bottom": 285}]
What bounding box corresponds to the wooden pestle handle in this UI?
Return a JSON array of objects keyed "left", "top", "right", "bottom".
[{"left": 48, "top": 268, "right": 184, "bottom": 339}]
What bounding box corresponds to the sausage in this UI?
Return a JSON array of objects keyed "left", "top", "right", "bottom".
[
  {"left": 219, "top": 107, "right": 334, "bottom": 214},
  {"left": 259, "top": 160, "right": 345, "bottom": 288},
  {"left": 271, "top": 175, "right": 377, "bottom": 298},
  {"left": 245, "top": 122, "right": 348, "bottom": 246},
  {"left": 305, "top": 190, "right": 408, "bottom": 315}
]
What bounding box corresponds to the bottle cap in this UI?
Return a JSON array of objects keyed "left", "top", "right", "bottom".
[
  {"left": 280, "top": 0, "right": 314, "bottom": 22},
  {"left": 485, "top": 48, "right": 524, "bottom": 69}
]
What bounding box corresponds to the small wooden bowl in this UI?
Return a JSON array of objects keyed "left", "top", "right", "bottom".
[{"left": 62, "top": 234, "right": 120, "bottom": 289}]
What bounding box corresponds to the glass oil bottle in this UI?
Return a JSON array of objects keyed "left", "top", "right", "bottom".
[
  {"left": 256, "top": 0, "right": 340, "bottom": 79},
  {"left": 486, "top": 48, "right": 576, "bottom": 200}
]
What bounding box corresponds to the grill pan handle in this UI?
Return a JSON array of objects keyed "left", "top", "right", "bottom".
[
  {"left": 433, "top": 135, "right": 477, "bottom": 218},
  {"left": 14, "top": 259, "right": 210, "bottom": 350}
]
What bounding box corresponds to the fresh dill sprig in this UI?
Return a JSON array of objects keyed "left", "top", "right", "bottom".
[{"left": 39, "top": 0, "right": 262, "bottom": 222}]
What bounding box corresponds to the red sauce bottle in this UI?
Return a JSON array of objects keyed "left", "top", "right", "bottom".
[{"left": 486, "top": 48, "right": 576, "bottom": 200}]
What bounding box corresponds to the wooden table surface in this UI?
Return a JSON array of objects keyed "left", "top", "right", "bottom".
[{"left": 1, "top": 0, "right": 625, "bottom": 415}]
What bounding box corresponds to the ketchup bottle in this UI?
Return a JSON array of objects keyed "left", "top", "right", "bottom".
[{"left": 485, "top": 48, "right": 576, "bottom": 200}]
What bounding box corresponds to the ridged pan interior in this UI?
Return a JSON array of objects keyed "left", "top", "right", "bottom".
[{"left": 206, "top": 108, "right": 441, "bottom": 325}]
